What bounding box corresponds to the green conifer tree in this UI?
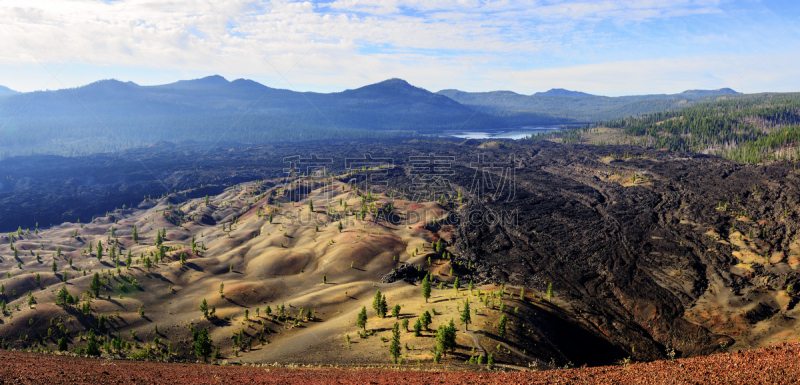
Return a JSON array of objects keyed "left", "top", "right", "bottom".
[
  {"left": 372, "top": 290, "right": 383, "bottom": 316},
  {"left": 389, "top": 322, "right": 401, "bottom": 364},
  {"left": 200, "top": 299, "right": 209, "bottom": 318},
  {"left": 194, "top": 327, "right": 213, "bottom": 362},
  {"left": 58, "top": 337, "right": 68, "bottom": 351},
  {"left": 456, "top": 297, "right": 469, "bottom": 325},
  {"left": 421, "top": 274, "right": 431, "bottom": 303},
  {"left": 356, "top": 306, "right": 368, "bottom": 331},
  {"left": 498, "top": 314, "right": 507, "bottom": 337},
  {"left": 85, "top": 329, "right": 100, "bottom": 357},
  {"left": 90, "top": 273, "right": 102, "bottom": 297}
]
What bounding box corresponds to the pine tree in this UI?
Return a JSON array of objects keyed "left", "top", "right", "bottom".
[
  {"left": 487, "top": 353, "right": 495, "bottom": 370},
  {"left": 435, "top": 320, "right": 457, "bottom": 357},
  {"left": 57, "top": 337, "right": 68, "bottom": 351},
  {"left": 205, "top": 195, "right": 210, "bottom": 207},
  {"left": 420, "top": 310, "right": 432, "bottom": 330},
  {"left": 56, "top": 286, "right": 69, "bottom": 306},
  {"left": 389, "top": 322, "right": 401, "bottom": 364},
  {"left": 308, "top": 199, "right": 313, "bottom": 212},
  {"left": 194, "top": 327, "right": 213, "bottom": 362},
  {"left": 96, "top": 242, "right": 103, "bottom": 260},
  {"left": 402, "top": 317, "right": 409, "bottom": 331},
  {"left": 460, "top": 300, "right": 471, "bottom": 331},
  {"left": 51, "top": 260, "right": 57, "bottom": 273},
  {"left": 498, "top": 314, "right": 507, "bottom": 337},
  {"left": 392, "top": 304, "right": 401, "bottom": 318},
  {"left": 200, "top": 299, "right": 209, "bottom": 318},
  {"left": 356, "top": 306, "right": 368, "bottom": 331},
  {"left": 132, "top": 225, "right": 138, "bottom": 242},
  {"left": 421, "top": 274, "right": 431, "bottom": 303},
  {"left": 413, "top": 318, "right": 422, "bottom": 336},
  {"left": 379, "top": 295, "right": 388, "bottom": 318},
  {"left": 85, "top": 329, "right": 100, "bottom": 357},
  {"left": 90, "top": 273, "right": 102, "bottom": 297},
  {"left": 547, "top": 282, "right": 553, "bottom": 302},
  {"left": 338, "top": 221, "right": 343, "bottom": 233},
  {"left": 372, "top": 290, "right": 383, "bottom": 316}
]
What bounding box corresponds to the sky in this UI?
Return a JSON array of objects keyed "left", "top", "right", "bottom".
[{"left": 1, "top": 0, "right": 799, "bottom": 96}]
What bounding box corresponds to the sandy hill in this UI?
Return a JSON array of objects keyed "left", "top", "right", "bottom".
[{"left": 0, "top": 172, "right": 594, "bottom": 368}]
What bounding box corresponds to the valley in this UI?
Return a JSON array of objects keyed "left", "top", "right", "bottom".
[{"left": 2, "top": 139, "right": 800, "bottom": 369}]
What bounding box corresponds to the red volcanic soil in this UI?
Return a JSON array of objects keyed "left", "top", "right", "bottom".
[{"left": 3, "top": 342, "right": 800, "bottom": 384}]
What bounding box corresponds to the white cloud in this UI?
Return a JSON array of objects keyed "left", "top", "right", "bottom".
[
  {"left": 502, "top": 53, "right": 800, "bottom": 95},
  {"left": 0, "top": 0, "right": 796, "bottom": 95}
]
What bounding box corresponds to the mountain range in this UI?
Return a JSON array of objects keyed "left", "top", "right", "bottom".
[
  {"left": 436, "top": 87, "right": 740, "bottom": 123},
  {"left": 0, "top": 76, "right": 739, "bottom": 157}
]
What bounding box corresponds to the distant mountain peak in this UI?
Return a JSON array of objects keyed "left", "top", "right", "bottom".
[
  {"left": 347, "top": 78, "right": 430, "bottom": 96},
  {"left": 82, "top": 79, "right": 138, "bottom": 90},
  {"left": 534, "top": 88, "right": 594, "bottom": 97},
  {"left": 677, "top": 88, "right": 739, "bottom": 97},
  {"left": 230, "top": 78, "right": 267, "bottom": 88},
  {"left": 0, "top": 85, "right": 19, "bottom": 96},
  {"left": 378, "top": 78, "right": 411, "bottom": 86},
  {"left": 196, "top": 75, "right": 229, "bottom": 84},
  {"left": 156, "top": 75, "right": 230, "bottom": 89}
]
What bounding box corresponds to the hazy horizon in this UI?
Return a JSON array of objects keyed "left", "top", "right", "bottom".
[{"left": 0, "top": 74, "right": 745, "bottom": 98}]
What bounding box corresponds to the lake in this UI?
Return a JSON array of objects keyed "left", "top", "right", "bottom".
[{"left": 445, "top": 126, "right": 561, "bottom": 140}]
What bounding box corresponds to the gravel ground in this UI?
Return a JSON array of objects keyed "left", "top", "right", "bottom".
[{"left": 2, "top": 342, "right": 800, "bottom": 384}]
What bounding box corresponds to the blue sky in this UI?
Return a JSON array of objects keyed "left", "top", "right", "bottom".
[{"left": 1, "top": 0, "right": 799, "bottom": 95}]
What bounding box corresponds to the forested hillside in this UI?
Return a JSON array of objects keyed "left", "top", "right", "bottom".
[
  {"left": 0, "top": 77, "right": 551, "bottom": 158},
  {"left": 526, "top": 93, "right": 800, "bottom": 164},
  {"left": 604, "top": 93, "right": 800, "bottom": 163},
  {"left": 437, "top": 88, "right": 739, "bottom": 123},
  {"left": 0, "top": 76, "right": 746, "bottom": 159}
]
